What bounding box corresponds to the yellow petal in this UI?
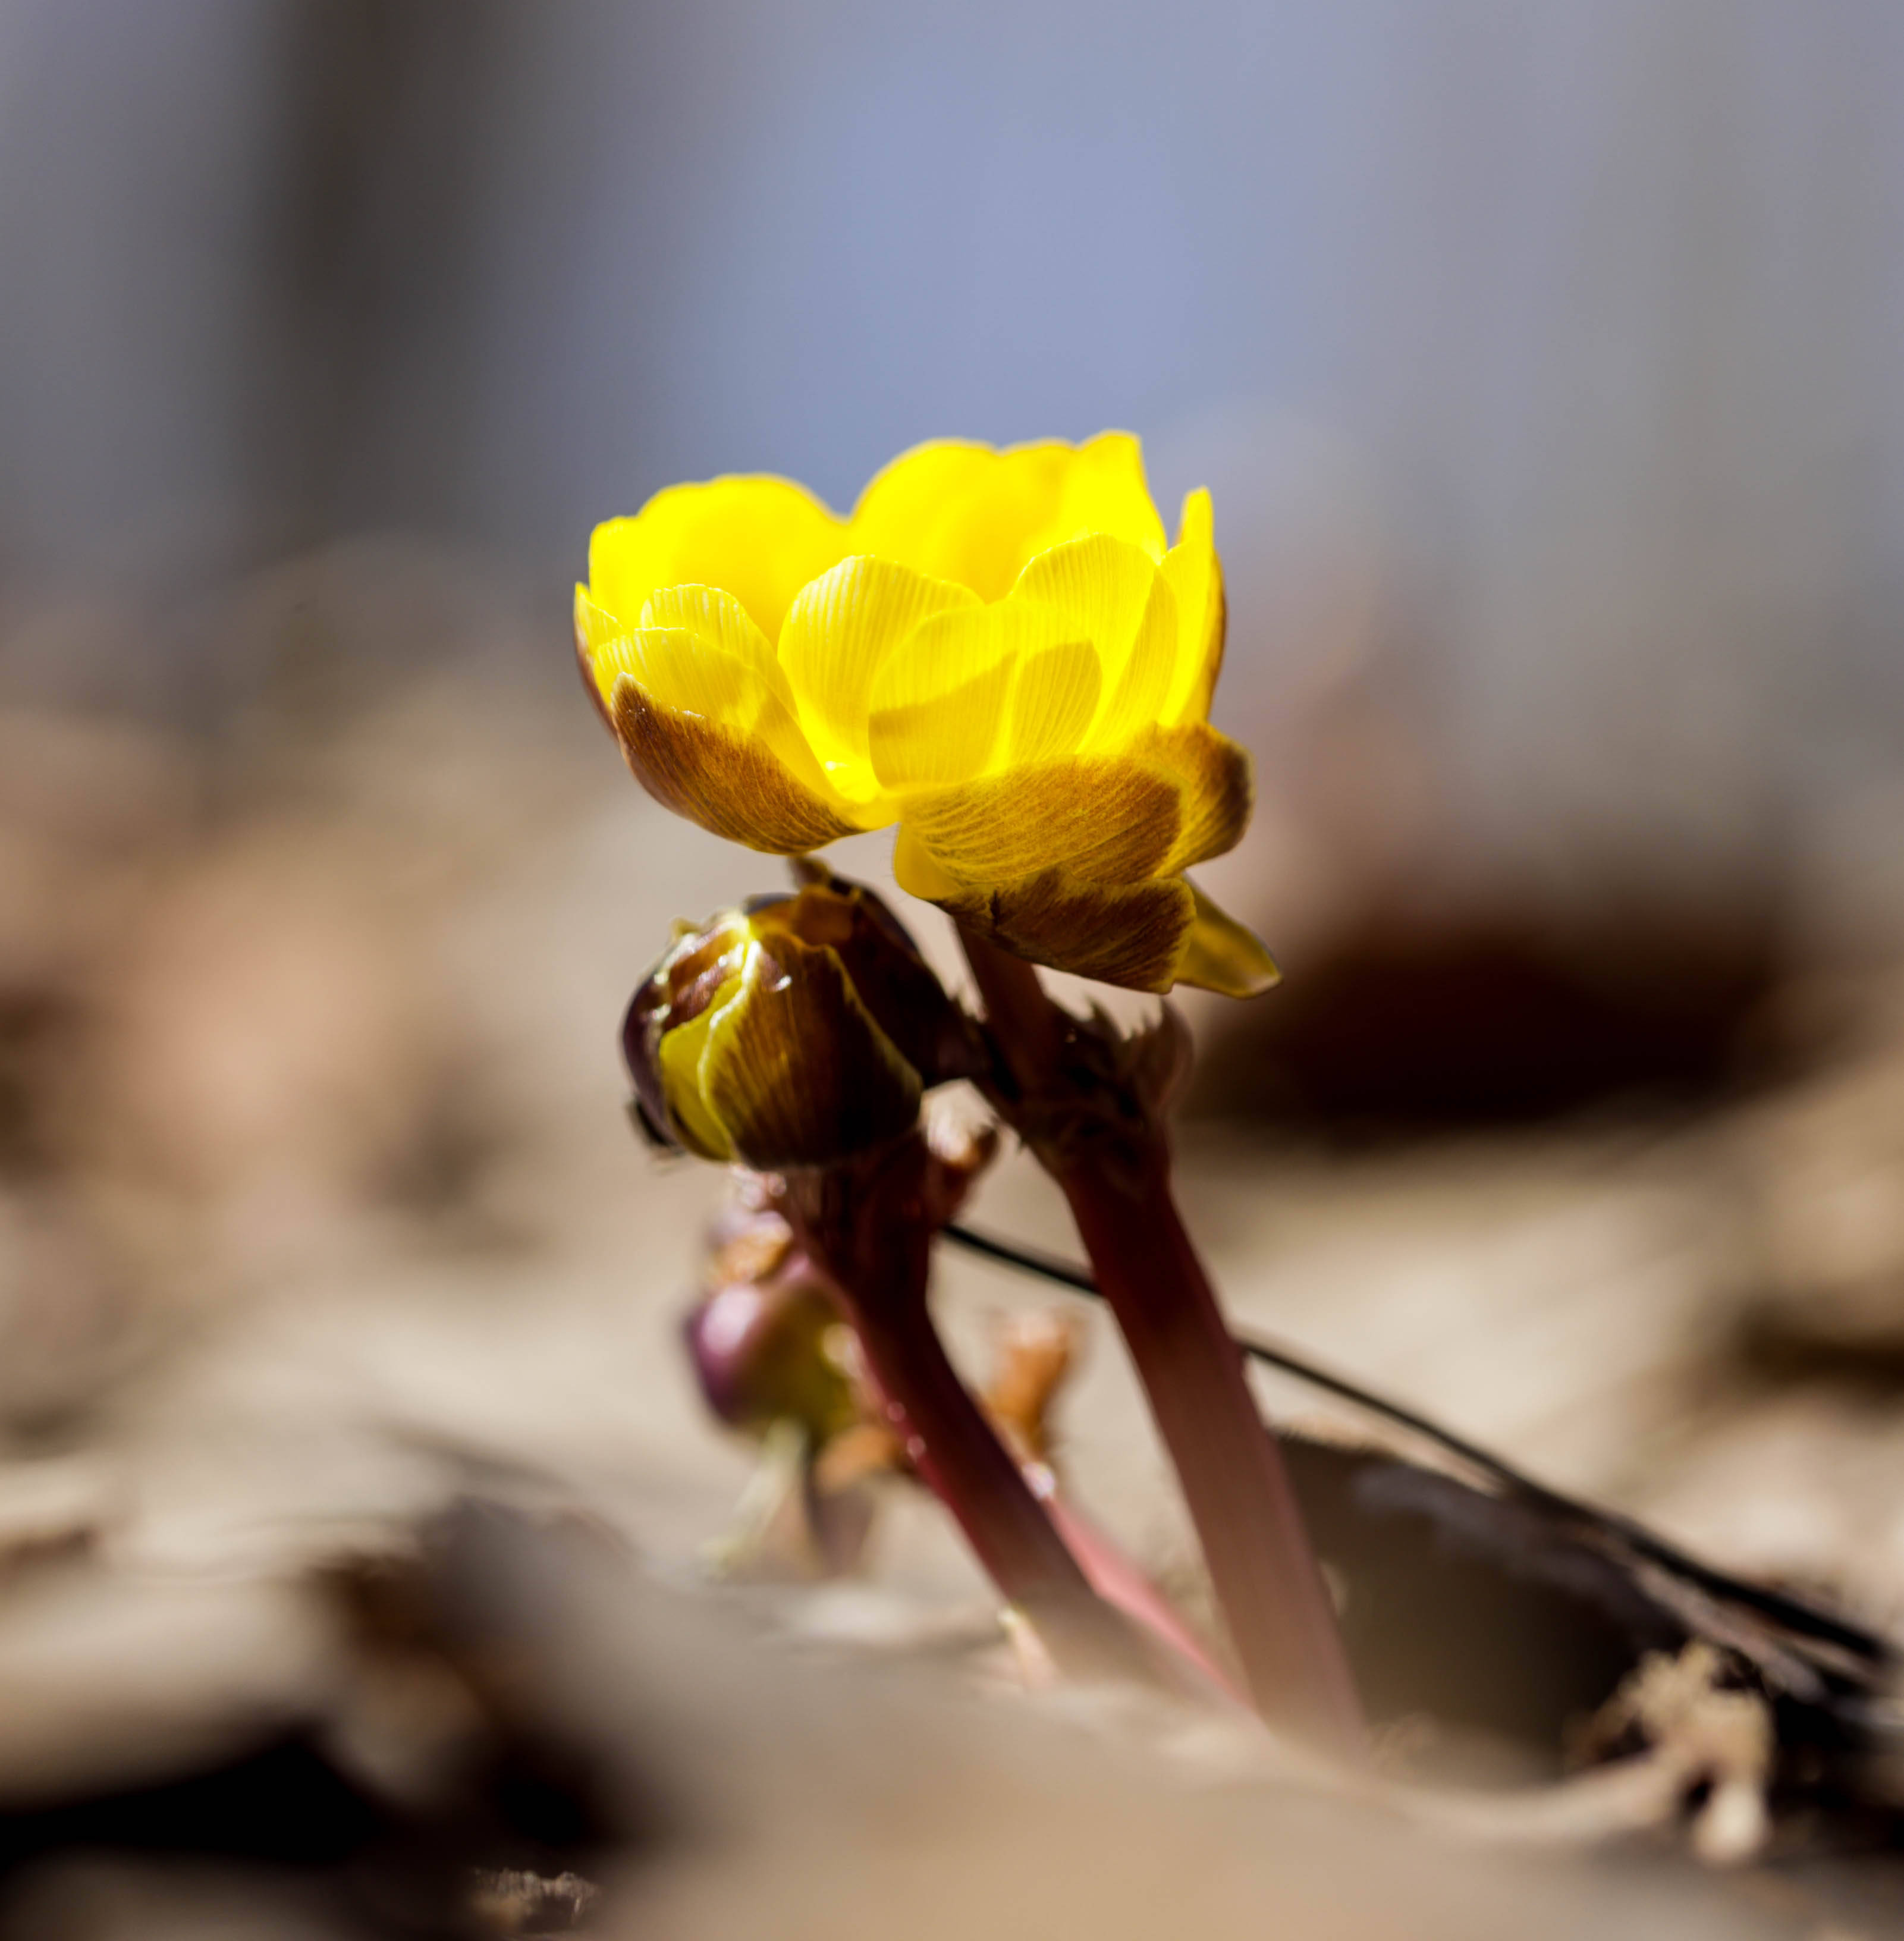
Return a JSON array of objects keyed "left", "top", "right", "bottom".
[
  {"left": 580, "top": 582, "right": 785, "bottom": 714},
  {"left": 642, "top": 582, "right": 799, "bottom": 712},
  {"left": 1051, "top": 432, "right": 1167, "bottom": 563},
  {"left": 778, "top": 556, "right": 978, "bottom": 799},
  {"left": 1174, "top": 883, "right": 1279, "bottom": 997},
  {"left": 589, "top": 598, "right": 860, "bottom": 857},
  {"left": 850, "top": 433, "right": 1166, "bottom": 603},
  {"left": 1160, "top": 488, "right": 1226, "bottom": 725},
  {"left": 865, "top": 601, "right": 1016, "bottom": 790},
  {"left": 579, "top": 586, "right": 862, "bottom": 850},
  {"left": 590, "top": 620, "right": 758, "bottom": 724},
  {"left": 658, "top": 972, "right": 742, "bottom": 1160},
  {"left": 891, "top": 822, "right": 962, "bottom": 900},
  {"left": 699, "top": 936, "right": 922, "bottom": 1168},
  {"left": 885, "top": 573, "right": 1115, "bottom": 778},
  {"left": 850, "top": 440, "right": 1069, "bottom": 600},
  {"left": 587, "top": 475, "right": 849, "bottom": 645},
  {"left": 865, "top": 535, "right": 1164, "bottom": 785},
  {"left": 999, "top": 637, "right": 1101, "bottom": 766},
  {"left": 1009, "top": 535, "right": 1173, "bottom": 755},
  {"left": 896, "top": 756, "right": 1181, "bottom": 888},
  {"left": 576, "top": 585, "right": 631, "bottom": 711}
]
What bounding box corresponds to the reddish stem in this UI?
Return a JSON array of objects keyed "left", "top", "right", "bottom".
[
  {"left": 780, "top": 1139, "right": 1156, "bottom": 1685},
  {"left": 1058, "top": 1158, "right": 1364, "bottom": 1750},
  {"left": 853, "top": 1306, "right": 1237, "bottom": 1698},
  {"left": 850, "top": 1283, "right": 1121, "bottom": 1637},
  {"left": 961, "top": 931, "right": 1366, "bottom": 1757}
]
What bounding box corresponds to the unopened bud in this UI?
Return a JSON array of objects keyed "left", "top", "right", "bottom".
[
  {"left": 684, "top": 1213, "right": 862, "bottom": 1444},
  {"left": 624, "top": 877, "right": 972, "bottom": 1170}
]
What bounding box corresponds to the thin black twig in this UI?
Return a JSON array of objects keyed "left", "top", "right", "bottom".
[{"left": 942, "top": 1220, "right": 1889, "bottom": 1669}]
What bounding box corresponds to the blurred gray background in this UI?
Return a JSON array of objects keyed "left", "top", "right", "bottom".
[{"left": 4, "top": 0, "right": 1902, "bottom": 942}]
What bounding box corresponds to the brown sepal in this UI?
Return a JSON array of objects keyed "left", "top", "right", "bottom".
[{"left": 608, "top": 679, "right": 857, "bottom": 855}]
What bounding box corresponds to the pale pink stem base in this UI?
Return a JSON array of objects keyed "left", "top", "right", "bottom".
[{"left": 1045, "top": 1494, "right": 1244, "bottom": 1706}]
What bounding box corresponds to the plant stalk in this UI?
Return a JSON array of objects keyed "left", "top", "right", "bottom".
[
  {"left": 778, "top": 1135, "right": 1158, "bottom": 1685},
  {"left": 960, "top": 930, "right": 1366, "bottom": 1757}
]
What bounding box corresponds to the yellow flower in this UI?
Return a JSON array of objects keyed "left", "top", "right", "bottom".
[{"left": 577, "top": 434, "right": 1277, "bottom": 996}]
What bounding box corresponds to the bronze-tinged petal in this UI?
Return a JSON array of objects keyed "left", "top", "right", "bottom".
[
  {"left": 900, "top": 756, "right": 1183, "bottom": 888},
  {"left": 755, "top": 875, "right": 981, "bottom": 1088},
  {"left": 701, "top": 936, "right": 922, "bottom": 1169},
  {"left": 620, "top": 971, "right": 674, "bottom": 1143},
  {"left": 621, "top": 910, "right": 759, "bottom": 1147},
  {"left": 1176, "top": 882, "right": 1280, "bottom": 998},
  {"left": 1133, "top": 721, "right": 1254, "bottom": 872},
  {"left": 607, "top": 677, "right": 859, "bottom": 855},
  {"left": 931, "top": 868, "right": 1198, "bottom": 994}
]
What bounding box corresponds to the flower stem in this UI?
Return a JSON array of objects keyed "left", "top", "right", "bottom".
[
  {"left": 777, "top": 1136, "right": 1158, "bottom": 1685},
  {"left": 960, "top": 931, "right": 1366, "bottom": 1757},
  {"left": 1057, "top": 1157, "right": 1365, "bottom": 1749}
]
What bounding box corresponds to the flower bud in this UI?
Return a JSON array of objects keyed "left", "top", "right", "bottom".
[
  {"left": 683, "top": 1211, "right": 862, "bottom": 1444},
  {"left": 624, "top": 876, "right": 970, "bottom": 1170}
]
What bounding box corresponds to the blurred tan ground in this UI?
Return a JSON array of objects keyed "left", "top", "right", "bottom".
[{"left": 2, "top": 547, "right": 1903, "bottom": 1934}]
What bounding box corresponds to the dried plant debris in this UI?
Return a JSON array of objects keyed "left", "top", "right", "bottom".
[
  {"left": 945, "top": 1219, "right": 1896, "bottom": 1801},
  {"left": 0, "top": 1522, "right": 628, "bottom": 1938},
  {"left": 469, "top": 1867, "right": 601, "bottom": 1934},
  {"left": 1576, "top": 1643, "right": 1774, "bottom": 1865},
  {"left": 0, "top": 672, "right": 1902, "bottom": 1933},
  {"left": 0, "top": 1502, "right": 1900, "bottom": 1940},
  {"left": 1276, "top": 1433, "right": 1895, "bottom": 1849}
]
